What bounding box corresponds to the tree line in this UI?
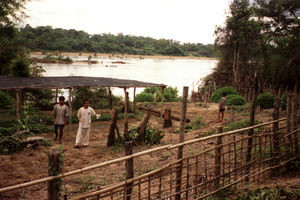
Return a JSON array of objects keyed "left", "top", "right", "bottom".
[{"left": 19, "top": 24, "right": 215, "bottom": 57}]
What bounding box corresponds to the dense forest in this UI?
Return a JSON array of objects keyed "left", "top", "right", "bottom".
[{"left": 18, "top": 25, "right": 216, "bottom": 57}]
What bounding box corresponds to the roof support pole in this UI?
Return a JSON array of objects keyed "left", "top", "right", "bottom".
[{"left": 68, "top": 88, "right": 73, "bottom": 132}]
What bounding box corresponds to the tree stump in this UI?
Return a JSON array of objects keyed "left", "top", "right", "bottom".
[{"left": 163, "top": 108, "right": 172, "bottom": 128}]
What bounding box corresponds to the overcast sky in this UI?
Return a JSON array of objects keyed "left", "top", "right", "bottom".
[{"left": 24, "top": 0, "right": 231, "bottom": 44}]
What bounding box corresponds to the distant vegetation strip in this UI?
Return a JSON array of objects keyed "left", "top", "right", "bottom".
[{"left": 20, "top": 24, "right": 216, "bottom": 57}]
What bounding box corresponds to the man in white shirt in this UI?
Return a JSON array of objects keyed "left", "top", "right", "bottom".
[
  {"left": 53, "top": 96, "right": 68, "bottom": 144},
  {"left": 74, "top": 99, "right": 100, "bottom": 148}
]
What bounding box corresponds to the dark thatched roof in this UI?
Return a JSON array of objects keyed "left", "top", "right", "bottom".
[{"left": 0, "top": 76, "right": 166, "bottom": 90}]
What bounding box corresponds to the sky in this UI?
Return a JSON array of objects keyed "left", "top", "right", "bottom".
[{"left": 24, "top": 0, "right": 232, "bottom": 44}]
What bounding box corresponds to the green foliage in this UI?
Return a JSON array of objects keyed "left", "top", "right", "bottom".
[
  {"left": 224, "top": 119, "right": 259, "bottom": 132},
  {"left": 236, "top": 187, "right": 300, "bottom": 200},
  {"left": 256, "top": 93, "right": 275, "bottom": 109},
  {"left": 127, "top": 125, "right": 163, "bottom": 145},
  {"left": 226, "top": 94, "right": 246, "bottom": 106},
  {"left": 136, "top": 86, "right": 179, "bottom": 102},
  {"left": 230, "top": 104, "right": 250, "bottom": 112},
  {"left": 18, "top": 25, "right": 216, "bottom": 57},
  {"left": 72, "top": 87, "right": 120, "bottom": 110},
  {"left": 280, "top": 93, "right": 287, "bottom": 110},
  {"left": 211, "top": 87, "right": 238, "bottom": 103},
  {"left": 10, "top": 55, "right": 31, "bottom": 77},
  {"left": 0, "top": 91, "right": 14, "bottom": 108},
  {"left": 136, "top": 92, "right": 154, "bottom": 102},
  {"left": 174, "top": 116, "right": 203, "bottom": 133}
]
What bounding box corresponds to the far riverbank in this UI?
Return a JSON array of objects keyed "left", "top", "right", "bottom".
[{"left": 30, "top": 51, "right": 217, "bottom": 61}]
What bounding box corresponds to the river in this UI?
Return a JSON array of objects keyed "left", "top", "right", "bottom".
[{"left": 39, "top": 55, "right": 217, "bottom": 99}]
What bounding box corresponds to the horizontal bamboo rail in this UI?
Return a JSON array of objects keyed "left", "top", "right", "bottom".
[{"left": 0, "top": 117, "right": 289, "bottom": 194}]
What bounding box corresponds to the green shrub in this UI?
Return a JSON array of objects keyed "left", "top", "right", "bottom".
[
  {"left": 256, "top": 93, "right": 275, "bottom": 109},
  {"left": 0, "top": 91, "right": 14, "bottom": 108},
  {"left": 230, "top": 104, "right": 250, "bottom": 112},
  {"left": 211, "top": 87, "right": 238, "bottom": 103},
  {"left": 224, "top": 119, "right": 259, "bottom": 132},
  {"left": 136, "top": 92, "right": 154, "bottom": 102},
  {"left": 128, "top": 125, "right": 163, "bottom": 145},
  {"left": 191, "top": 115, "right": 203, "bottom": 129},
  {"left": 280, "top": 93, "right": 287, "bottom": 110},
  {"left": 226, "top": 94, "right": 246, "bottom": 106}
]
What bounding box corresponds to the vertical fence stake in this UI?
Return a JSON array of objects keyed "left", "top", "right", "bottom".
[
  {"left": 133, "top": 87, "right": 136, "bottom": 114},
  {"left": 214, "top": 127, "right": 223, "bottom": 191},
  {"left": 163, "top": 108, "right": 172, "bottom": 128},
  {"left": 68, "top": 88, "right": 73, "bottom": 132},
  {"left": 292, "top": 83, "right": 299, "bottom": 154},
  {"left": 108, "top": 87, "right": 112, "bottom": 110},
  {"left": 48, "top": 148, "right": 62, "bottom": 200},
  {"left": 125, "top": 141, "right": 134, "bottom": 200},
  {"left": 175, "top": 86, "right": 188, "bottom": 200},
  {"left": 107, "top": 108, "right": 119, "bottom": 147},
  {"left": 124, "top": 89, "right": 129, "bottom": 141},
  {"left": 286, "top": 93, "right": 292, "bottom": 158},
  {"left": 272, "top": 92, "right": 280, "bottom": 175}
]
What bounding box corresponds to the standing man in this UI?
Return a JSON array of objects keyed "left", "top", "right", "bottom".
[
  {"left": 74, "top": 99, "right": 100, "bottom": 148},
  {"left": 53, "top": 96, "right": 68, "bottom": 144},
  {"left": 217, "top": 92, "right": 226, "bottom": 123}
]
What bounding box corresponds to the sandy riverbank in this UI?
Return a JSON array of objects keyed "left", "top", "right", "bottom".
[{"left": 30, "top": 51, "right": 217, "bottom": 60}]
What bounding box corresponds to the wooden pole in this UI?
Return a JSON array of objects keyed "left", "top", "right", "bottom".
[
  {"left": 175, "top": 86, "right": 188, "bottom": 200},
  {"left": 108, "top": 87, "right": 112, "bottom": 110},
  {"left": 124, "top": 88, "right": 129, "bottom": 141},
  {"left": 133, "top": 87, "right": 136, "bottom": 114},
  {"left": 16, "top": 89, "right": 21, "bottom": 133},
  {"left": 161, "top": 86, "right": 165, "bottom": 104},
  {"left": 286, "top": 93, "right": 292, "bottom": 158},
  {"left": 291, "top": 83, "right": 298, "bottom": 154},
  {"left": 245, "top": 71, "right": 258, "bottom": 182},
  {"left": 163, "top": 108, "right": 172, "bottom": 128},
  {"left": 107, "top": 108, "right": 119, "bottom": 147},
  {"left": 55, "top": 89, "right": 58, "bottom": 104},
  {"left": 48, "top": 148, "right": 62, "bottom": 200},
  {"left": 125, "top": 141, "right": 134, "bottom": 200},
  {"left": 272, "top": 90, "right": 280, "bottom": 175},
  {"left": 137, "top": 112, "right": 151, "bottom": 145},
  {"left": 214, "top": 127, "right": 223, "bottom": 190},
  {"left": 68, "top": 88, "right": 73, "bottom": 132}
]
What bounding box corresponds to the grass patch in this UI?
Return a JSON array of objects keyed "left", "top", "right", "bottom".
[{"left": 223, "top": 119, "right": 260, "bottom": 132}]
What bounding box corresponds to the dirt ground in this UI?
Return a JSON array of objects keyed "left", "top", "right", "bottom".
[{"left": 0, "top": 102, "right": 291, "bottom": 199}]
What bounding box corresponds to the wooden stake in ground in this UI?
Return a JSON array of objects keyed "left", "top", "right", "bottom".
[
  {"left": 16, "top": 89, "right": 21, "bottom": 133},
  {"left": 133, "top": 87, "right": 136, "bottom": 114},
  {"left": 214, "top": 127, "right": 223, "bottom": 190},
  {"left": 48, "top": 148, "right": 62, "bottom": 200},
  {"left": 272, "top": 90, "right": 280, "bottom": 175},
  {"left": 124, "top": 89, "right": 129, "bottom": 141},
  {"left": 286, "top": 93, "right": 292, "bottom": 158},
  {"left": 163, "top": 108, "right": 172, "bottom": 128},
  {"left": 68, "top": 88, "right": 73, "bottom": 132},
  {"left": 291, "top": 83, "right": 298, "bottom": 154},
  {"left": 175, "top": 86, "right": 188, "bottom": 200},
  {"left": 137, "top": 112, "right": 151, "bottom": 145},
  {"left": 108, "top": 87, "right": 112, "bottom": 110},
  {"left": 107, "top": 108, "right": 119, "bottom": 147},
  {"left": 125, "top": 141, "right": 134, "bottom": 200}
]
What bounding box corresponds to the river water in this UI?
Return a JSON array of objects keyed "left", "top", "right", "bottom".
[{"left": 39, "top": 56, "right": 217, "bottom": 99}]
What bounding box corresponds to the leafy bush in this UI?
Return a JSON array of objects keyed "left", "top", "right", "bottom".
[
  {"left": 191, "top": 115, "right": 203, "bottom": 129},
  {"left": 256, "top": 93, "right": 275, "bottom": 109},
  {"left": 280, "top": 93, "right": 287, "bottom": 110},
  {"left": 226, "top": 94, "right": 246, "bottom": 106},
  {"left": 236, "top": 187, "right": 300, "bottom": 200},
  {"left": 230, "top": 104, "right": 250, "bottom": 112},
  {"left": 0, "top": 91, "right": 14, "bottom": 108},
  {"left": 211, "top": 87, "right": 238, "bottom": 103},
  {"left": 128, "top": 125, "right": 163, "bottom": 145},
  {"left": 224, "top": 119, "right": 259, "bottom": 132},
  {"left": 136, "top": 86, "right": 179, "bottom": 102},
  {"left": 136, "top": 92, "right": 154, "bottom": 102}
]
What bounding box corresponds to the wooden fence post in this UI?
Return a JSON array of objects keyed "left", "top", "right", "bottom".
[
  {"left": 124, "top": 89, "right": 129, "bottom": 141},
  {"left": 48, "top": 148, "right": 62, "bottom": 200},
  {"left": 107, "top": 108, "right": 119, "bottom": 147},
  {"left": 292, "top": 83, "right": 298, "bottom": 154},
  {"left": 133, "top": 87, "right": 136, "bottom": 114},
  {"left": 125, "top": 141, "right": 134, "bottom": 200},
  {"left": 163, "top": 108, "right": 172, "bottom": 128},
  {"left": 272, "top": 92, "right": 280, "bottom": 175},
  {"left": 108, "top": 87, "right": 112, "bottom": 110},
  {"left": 137, "top": 112, "right": 151, "bottom": 145},
  {"left": 175, "top": 86, "right": 188, "bottom": 200},
  {"left": 214, "top": 127, "right": 223, "bottom": 190},
  {"left": 16, "top": 89, "right": 21, "bottom": 133},
  {"left": 286, "top": 93, "right": 293, "bottom": 158},
  {"left": 68, "top": 88, "right": 73, "bottom": 132}
]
